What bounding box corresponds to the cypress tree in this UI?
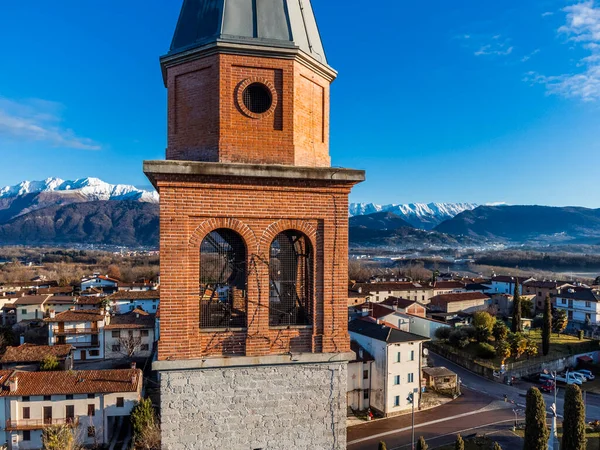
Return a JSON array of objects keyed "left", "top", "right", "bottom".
[
  {"left": 562, "top": 384, "right": 586, "bottom": 450},
  {"left": 524, "top": 387, "right": 549, "bottom": 450},
  {"left": 512, "top": 280, "right": 522, "bottom": 333},
  {"left": 417, "top": 436, "right": 428, "bottom": 450},
  {"left": 542, "top": 294, "right": 552, "bottom": 356},
  {"left": 378, "top": 442, "right": 387, "bottom": 450},
  {"left": 455, "top": 434, "right": 464, "bottom": 450}
]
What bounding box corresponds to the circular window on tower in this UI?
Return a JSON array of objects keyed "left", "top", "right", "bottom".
[{"left": 237, "top": 78, "right": 278, "bottom": 119}]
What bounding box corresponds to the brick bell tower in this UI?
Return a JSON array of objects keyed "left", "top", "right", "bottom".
[{"left": 144, "top": 1, "right": 364, "bottom": 448}]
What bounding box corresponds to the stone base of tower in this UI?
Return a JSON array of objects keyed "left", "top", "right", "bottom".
[{"left": 155, "top": 353, "right": 352, "bottom": 450}]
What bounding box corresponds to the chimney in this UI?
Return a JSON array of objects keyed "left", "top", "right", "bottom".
[
  {"left": 19, "top": 335, "right": 24, "bottom": 345},
  {"left": 131, "top": 373, "right": 137, "bottom": 386},
  {"left": 9, "top": 375, "right": 18, "bottom": 392},
  {"left": 49, "top": 310, "right": 56, "bottom": 319},
  {"left": 131, "top": 362, "right": 136, "bottom": 369}
]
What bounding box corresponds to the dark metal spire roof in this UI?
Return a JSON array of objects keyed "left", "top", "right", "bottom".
[{"left": 168, "top": 0, "right": 328, "bottom": 66}]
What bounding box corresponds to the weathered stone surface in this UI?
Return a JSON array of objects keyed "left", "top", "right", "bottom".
[{"left": 159, "top": 362, "right": 348, "bottom": 449}]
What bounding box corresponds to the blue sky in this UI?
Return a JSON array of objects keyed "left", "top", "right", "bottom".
[{"left": 1, "top": 0, "right": 600, "bottom": 207}]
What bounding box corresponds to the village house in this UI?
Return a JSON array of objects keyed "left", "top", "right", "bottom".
[
  {"left": 351, "top": 282, "right": 434, "bottom": 304},
  {"left": 0, "top": 368, "right": 142, "bottom": 449},
  {"left": 104, "top": 309, "right": 156, "bottom": 360},
  {"left": 14, "top": 295, "right": 50, "bottom": 323},
  {"left": 430, "top": 281, "right": 467, "bottom": 296},
  {"left": 422, "top": 367, "right": 459, "bottom": 396},
  {"left": 379, "top": 297, "right": 427, "bottom": 317},
  {"left": 367, "top": 303, "right": 448, "bottom": 340},
  {"left": 347, "top": 341, "right": 374, "bottom": 412},
  {"left": 75, "top": 296, "right": 106, "bottom": 311},
  {"left": 349, "top": 319, "right": 428, "bottom": 417},
  {"left": 490, "top": 293, "right": 537, "bottom": 317},
  {"left": 0, "top": 344, "right": 73, "bottom": 371},
  {"left": 107, "top": 290, "right": 159, "bottom": 314},
  {"left": 45, "top": 310, "right": 107, "bottom": 361},
  {"left": 43, "top": 295, "right": 77, "bottom": 315},
  {"left": 490, "top": 275, "right": 531, "bottom": 295},
  {"left": 522, "top": 279, "right": 573, "bottom": 312},
  {"left": 80, "top": 275, "right": 118, "bottom": 295},
  {"left": 554, "top": 287, "right": 600, "bottom": 326},
  {"left": 117, "top": 281, "right": 158, "bottom": 292},
  {"left": 429, "top": 292, "right": 490, "bottom": 314}
]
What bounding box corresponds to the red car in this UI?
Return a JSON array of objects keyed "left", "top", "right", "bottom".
[{"left": 540, "top": 380, "right": 555, "bottom": 393}]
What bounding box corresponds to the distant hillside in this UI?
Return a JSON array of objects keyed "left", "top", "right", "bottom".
[
  {"left": 0, "top": 201, "right": 159, "bottom": 247},
  {"left": 435, "top": 205, "right": 600, "bottom": 244},
  {"left": 349, "top": 211, "right": 483, "bottom": 249},
  {"left": 349, "top": 202, "right": 478, "bottom": 229}
]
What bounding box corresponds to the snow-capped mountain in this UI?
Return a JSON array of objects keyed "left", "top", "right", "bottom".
[
  {"left": 349, "top": 202, "right": 478, "bottom": 230},
  {"left": 0, "top": 177, "right": 159, "bottom": 203}
]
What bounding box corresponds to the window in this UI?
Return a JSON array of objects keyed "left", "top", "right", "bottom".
[
  {"left": 90, "top": 350, "right": 100, "bottom": 357},
  {"left": 112, "top": 330, "right": 120, "bottom": 338},
  {"left": 128, "top": 330, "right": 134, "bottom": 337},
  {"left": 21, "top": 309, "right": 27, "bottom": 315},
  {"left": 88, "top": 404, "right": 95, "bottom": 416},
  {"left": 23, "top": 430, "right": 31, "bottom": 441},
  {"left": 66, "top": 394, "right": 73, "bottom": 400},
  {"left": 200, "top": 229, "right": 247, "bottom": 329},
  {"left": 141, "top": 344, "right": 149, "bottom": 351},
  {"left": 44, "top": 395, "right": 51, "bottom": 401},
  {"left": 116, "top": 397, "right": 124, "bottom": 408},
  {"left": 409, "top": 350, "right": 415, "bottom": 361},
  {"left": 66, "top": 405, "right": 75, "bottom": 422},
  {"left": 269, "top": 231, "right": 313, "bottom": 326},
  {"left": 562, "top": 299, "right": 566, "bottom": 304},
  {"left": 87, "top": 394, "right": 95, "bottom": 399},
  {"left": 141, "top": 329, "right": 149, "bottom": 337},
  {"left": 363, "top": 390, "right": 369, "bottom": 400},
  {"left": 112, "top": 345, "right": 121, "bottom": 352},
  {"left": 396, "top": 352, "right": 401, "bottom": 363},
  {"left": 23, "top": 407, "right": 30, "bottom": 419},
  {"left": 408, "top": 373, "right": 414, "bottom": 383},
  {"left": 88, "top": 426, "right": 95, "bottom": 437},
  {"left": 242, "top": 83, "right": 272, "bottom": 114},
  {"left": 22, "top": 396, "right": 30, "bottom": 402},
  {"left": 394, "top": 375, "right": 400, "bottom": 385},
  {"left": 586, "top": 302, "right": 592, "bottom": 308},
  {"left": 394, "top": 396, "right": 400, "bottom": 407}
]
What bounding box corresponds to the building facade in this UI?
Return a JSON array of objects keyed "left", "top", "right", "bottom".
[
  {"left": 554, "top": 288, "right": 600, "bottom": 325},
  {"left": 144, "top": 1, "right": 364, "bottom": 448},
  {"left": 46, "top": 310, "right": 106, "bottom": 361}
]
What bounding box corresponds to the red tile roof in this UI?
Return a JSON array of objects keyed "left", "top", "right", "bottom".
[
  {"left": 45, "top": 309, "right": 105, "bottom": 323},
  {"left": 0, "top": 369, "right": 141, "bottom": 396},
  {"left": 433, "top": 281, "right": 466, "bottom": 290},
  {"left": 108, "top": 290, "right": 160, "bottom": 301},
  {"left": 106, "top": 309, "right": 155, "bottom": 330},
  {"left": 0, "top": 344, "right": 73, "bottom": 363},
  {"left": 431, "top": 292, "right": 489, "bottom": 305},
  {"left": 13, "top": 295, "right": 50, "bottom": 306}
]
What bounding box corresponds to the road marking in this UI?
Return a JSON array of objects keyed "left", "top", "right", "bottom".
[
  {"left": 347, "top": 408, "right": 506, "bottom": 446},
  {"left": 389, "top": 419, "right": 516, "bottom": 450}
]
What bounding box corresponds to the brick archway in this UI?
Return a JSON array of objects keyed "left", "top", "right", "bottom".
[
  {"left": 259, "top": 219, "right": 318, "bottom": 255},
  {"left": 189, "top": 218, "right": 257, "bottom": 252}
]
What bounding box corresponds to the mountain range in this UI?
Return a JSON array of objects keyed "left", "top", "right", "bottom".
[{"left": 348, "top": 202, "right": 478, "bottom": 229}]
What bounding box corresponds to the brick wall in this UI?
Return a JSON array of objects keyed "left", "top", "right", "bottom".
[
  {"left": 165, "top": 54, "right": 331, "bottom": 167},
  {"left": 156, "top": 174, "right": 353, "bottom": 360}
]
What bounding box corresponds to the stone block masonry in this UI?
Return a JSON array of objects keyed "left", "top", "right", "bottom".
[{"left": 160, "top": 362, "right": 348, "bottom": 450}]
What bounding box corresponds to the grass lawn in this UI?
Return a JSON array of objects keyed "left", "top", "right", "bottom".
[
  {"left": 436, "top": 436, "right": 496, "bottom": 449},
  {"left": 513, "top": 427, "right": 600, "bottom": 446}
]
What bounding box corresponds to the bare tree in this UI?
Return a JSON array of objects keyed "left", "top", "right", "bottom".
[{"left": 109, "top": 333, "right": 142, "bottom": 359}]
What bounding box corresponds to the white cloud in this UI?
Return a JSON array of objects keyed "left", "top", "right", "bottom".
[
  {"left": 528, "top": 1, "right": 600, "bottom": 101},
  {"left": 472, "top": 35, "right": 514, "bottom": 57},
  {"left": 521, "top": 49, "right": 541, "bottom": 62},
  {"left": 0, "top": 97, "right": 101, "bottom": 150},
  {"left": 542, "top": 11, "right": 554, "bottom": 17}
]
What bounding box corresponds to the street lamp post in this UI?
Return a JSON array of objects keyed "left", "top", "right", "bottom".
[{"left": 408, "top": 389, "right": 417, "bottom": 450}]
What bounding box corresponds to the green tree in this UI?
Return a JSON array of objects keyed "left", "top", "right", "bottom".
[
  {"left": 493, "top": 320, "right": 508, "bottom": 342},
  {"left": 562, "top": 384, "right": 586, "bottom": 450},
  {"left": 42, "top": 425, "right": 75, "bottom": 450},
  {"left": 473, "top": 311, "right": 494, "bottom": 343},
  {"left": 131, "top": 398, "right": 155, "bottom": 440},
  {"left": 434, "top": 327, "right": 453, "bottom": 340},
  {"left": 524, "top": 387, "right": 549, "bottom": 450},
  {"left": 512, "top": 280, "right": 522, "bottom": 333},
  {"left": 525, "top": 338, "right": 538, "bottom": 359},
  {"left": 496, "top": 340, "right": 511, "bottom": 363},
  {"left": 40, "top": 355, "right": 60, "bottom": 371},
  {"left": 417, "top": 436, "right": 428, "bottom": 450},
  {"left": 510, "top": 333, "right": 528, "bottom": 359},
  {"left": 378, "top": 442, "right": 387, "bottom": 450},
  {"left": 521, "top": 297, "right": 534, "bottom": 319},
  {"left": 455, "top": 434, "right": 465, "bottom": 450},
  {"left": 542, "top": 295, "right": 552, "bottom": 356},
  {"left": 448, "top": 329, "right": 469, "bottom": 349},
  {"left": 553, "top": 309, "right": 568, "bottom": 336}
]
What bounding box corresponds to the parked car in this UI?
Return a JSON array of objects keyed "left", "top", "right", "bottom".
[
  {"left": 540, "top": 380, "right": 555, "bottom": 393},
  {"left": 569, "top": 372, "right": 588, "bottom": 383},
  {"left": 575, "top": 369, "right": 595, "bottom": 381}
]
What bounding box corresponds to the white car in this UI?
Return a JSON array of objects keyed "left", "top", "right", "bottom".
[
  {"left": 575, "top": 370, "right": 595, "bottom": 381},
  {"left": 570, "top": 372, "right": 588, "bottom": 383}
]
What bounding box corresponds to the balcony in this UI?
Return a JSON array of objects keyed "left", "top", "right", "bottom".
[
  {"left": 54, "top": 328, "right": 99, "bottom": 335},
  {"left": 6, "top": 417, "right": 79, "bottom": 431}
]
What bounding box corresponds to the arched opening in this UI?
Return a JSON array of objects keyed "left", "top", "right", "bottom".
[
  {"left": 269, "top": 230, "right": 313, "bottom": 326},
  {"left": 199, "top": 229, "right": 247, "bottom": 329}
]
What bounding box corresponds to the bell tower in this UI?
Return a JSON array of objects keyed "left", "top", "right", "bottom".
[{"left": 145, "top": 1, "right": 365, "bottom": 448}]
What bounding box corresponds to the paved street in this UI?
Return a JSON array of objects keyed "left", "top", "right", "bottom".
[{"left": 347, "top": 352, "right": 600, "bottom": 449}]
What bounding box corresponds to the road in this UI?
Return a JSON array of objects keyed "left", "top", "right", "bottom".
[{"left": 347, "top": 352, "right": 600, "bottom": 449}]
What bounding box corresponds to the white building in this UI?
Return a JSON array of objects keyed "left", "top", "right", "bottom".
[
  {"left": 351, "top": 282, "right": 433, "bottom": 304},
  {"left": 554, "top": 287, "right": 600, "bottom": 325},
  {"left": 349, "top": 319, "right": 428, "bottom": 417},
  {"left": 347, "top": 342, "right": 374, "bottom": 412},
  {"left": 0, "top": 368, "right": 142, "bottom": 449},
  {"left": 105, "top": 309, "right": 156, "bottom": 360},
  {"left": 13, "top": 295, "right": 50, "bottom": 323},
  {"left": 45, "top": 310, "right": 107, "bottom": 361},
  {"left": 490, "top": 275, "right": 531, "bottom": 295},
  {"left": 80, "top": 275, "right": 118, "bottom": 295},
  {"left": 107, "top": 290, "right": 159, "bottom": 314}
]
